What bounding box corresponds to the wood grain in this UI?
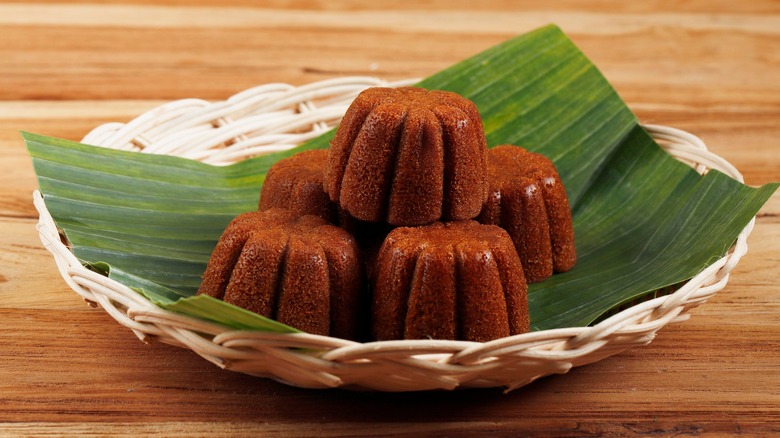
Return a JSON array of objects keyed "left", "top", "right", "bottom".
[{"left": 1, "top": 1, "right": 779, "bottom": 435}]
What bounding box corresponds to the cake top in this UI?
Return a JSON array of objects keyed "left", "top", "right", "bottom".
[
  {"left": 352, "top": 87, "right": 482, "bottom": 115},
  {"left": 487, "top": 144, "right": 561, "bottom": 183},
  {"left": 382, "top": 220, "right": 513, "bottom": 253},
  {"left": 227, "top": 208, "right": 335, "bottom": 235},
  {"left": 269, "top": 149, "right": 328, "bottom": 179},
  {"left": 249, "top": 208, "right": 353, "bottom": 243}
]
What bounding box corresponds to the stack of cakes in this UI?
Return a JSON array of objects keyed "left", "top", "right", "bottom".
[{"left": 197, "top": 87, "right": 576, "bottom": 342}]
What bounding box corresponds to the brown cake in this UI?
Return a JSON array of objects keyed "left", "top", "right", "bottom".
[
  {"left": 371, "top": 220, "right": 529, "bottom": 342},
  {"left": 258, "top": 149, "right": 336, "bottom": 223},
  {"left": 477, "top": 145, "right": 576, "bottom": 283},
  {"left": 323, "top": 86, "right": 489, "bottom": 226},
  {"left": 197, "top": 208, "right": 363, "bottom": 340}
]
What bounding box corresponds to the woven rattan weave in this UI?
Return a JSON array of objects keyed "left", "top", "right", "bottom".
[{"left": 34, "top": 77, "right": 753, "bottom": 391}]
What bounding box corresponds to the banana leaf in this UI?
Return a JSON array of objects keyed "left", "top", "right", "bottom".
[{"left": 26, "top": 25, "right": 778, "bottom": 333}]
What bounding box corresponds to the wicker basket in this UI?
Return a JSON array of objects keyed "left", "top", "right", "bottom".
[{"left": 33, "top": 77, "right": 754, "bottom": 392}]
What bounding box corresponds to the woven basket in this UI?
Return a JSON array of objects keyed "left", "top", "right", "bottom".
[{"left": 34, "top": 77, "right": 754, "bottom": 392}]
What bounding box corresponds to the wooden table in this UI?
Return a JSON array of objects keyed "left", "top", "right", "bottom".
[{"left": 2, "top": 1, "right": 779, "bottom": 435}]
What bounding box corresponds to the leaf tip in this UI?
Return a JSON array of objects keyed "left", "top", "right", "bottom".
[{"left": 20, "top": 130, "right": 38, "bottom": 142}]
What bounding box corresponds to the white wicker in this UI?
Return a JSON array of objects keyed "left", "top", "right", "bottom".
[{"left": 33, "top": 77, "right": 754, "bottom": 392}]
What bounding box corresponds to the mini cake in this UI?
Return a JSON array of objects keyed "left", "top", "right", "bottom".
[
  {"left": 323, "top": 87, "right": 489, "bottom": 226},
  {"left": 197, "top": 208, "right": 363, "bottom": 340},
  {"left": 371, "top": 221, "right": 529, "bottom": 342},
  {"left": 477, "top": 145, "right": 576, "bottom": 283},
  {"left": 259, "top": 149, "right": 336, "bottom": 223}
]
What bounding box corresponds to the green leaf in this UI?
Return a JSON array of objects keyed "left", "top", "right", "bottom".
[
  {"left": 166, "top": 295, "right": 301, "bottom": 333},
  {"left": 26, "top": 24, "right": 778, "bottom": 334}
]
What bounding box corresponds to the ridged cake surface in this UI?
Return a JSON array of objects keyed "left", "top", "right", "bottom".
[
  {"left": 324, "top": 87, "right": 489, "bottom": 226},
  {"left": 197, "top": 208, "right": 363, "bottom": 340},
  {"left": 371, "top": 220, "right": 529, "bottom": 342},
  {"left": 478, "top": 145, "right": 576, "bottom": 283},
  {"left": 259, "top": 149, "right": 336, "bottom": 223}
]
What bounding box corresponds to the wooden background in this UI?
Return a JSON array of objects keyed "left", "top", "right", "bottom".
[{"left": 1, "top": 1, "right": 779, "bottom": 435}]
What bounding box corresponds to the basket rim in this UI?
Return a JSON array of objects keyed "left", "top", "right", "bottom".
[{"left": 31, "top": 77, "right": 755, "bottom": 391}]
